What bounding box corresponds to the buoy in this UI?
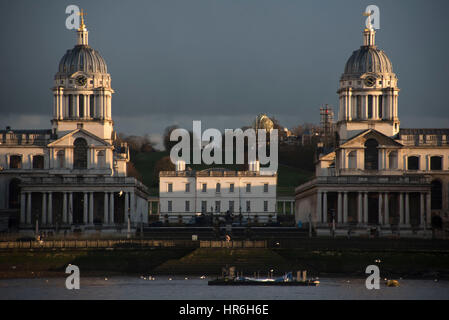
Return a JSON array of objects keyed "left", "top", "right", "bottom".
[{"left": 386, "top": 279, "right": 399, "bottom": 287}]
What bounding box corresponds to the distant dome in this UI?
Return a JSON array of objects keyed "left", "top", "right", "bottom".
[
  {"left": 344, "top": 46, "right": 393, "bottom": 76},
  {"left": 58, "top": 45, "right": 107, "bottom": 74},
  {"left": 253, "top": 114, "right": 274, "bottom": 132}
]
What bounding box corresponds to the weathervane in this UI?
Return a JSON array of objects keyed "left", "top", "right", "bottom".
[{"left": 78, "top": 8, "right": 87, "bottom": 30}]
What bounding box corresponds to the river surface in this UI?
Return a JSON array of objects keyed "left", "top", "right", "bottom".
[{"left": 0, "top": 276, "right": 448, "bottom": 300}]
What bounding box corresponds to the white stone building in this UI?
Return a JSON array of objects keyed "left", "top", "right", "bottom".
[
  {"left": 295, "top": 20, "right": 449, "bottom": 237},
  {"left": 159, "top": 163, "right": 277, "bottom": 223},
  {"left": 0, "top": 17, "right": 150, "bottom": 234}
]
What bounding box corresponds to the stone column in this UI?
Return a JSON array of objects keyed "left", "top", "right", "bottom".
[
  {"left": 26, "top": 192, "right": 32, "bottom": 225},
  {"left": 68, "top": 192, "right": 73, "bottom": 224},
  {"left": 83, "top": 192, "right": 88, "bottom": 224},
  {"left": 426, "top": 192, "right": 431, "bottom": 228},
  {"left": 130, "top": 192, "right": 135, "bottom": 219},
  {"left": 109, "top": 192, "right": 114, "bottom": 224},
  {"left": 405, "top": 193, "right": 410, "bottom": 226},
  {"left": 62, "top": 192, "right": 67, "bottom": 224},
  {"left": 20, "top": 192, "right": 26, "bottom": 224},
  {"left": 42, "top": 192, "right": 47, "bottom": 225},
  {"left": 384, "top": 192, "right": 389, "bottom": 226},
  {"left": 420, "top": 193, "right": 425, "bottom": 228},
  {"left": 363, "top": 192, "right": 368, "bottom": 224},
  {"left": 89, "top": 192, "right": 94, "bottom": 225},
  {"left": 104, "top": 192, "right": 109, "bottom": 225},
  {"left": 337, "top": 192, "right": 342, "bottom": 223},
  {"left": 343, "top": 192, "right": 348, "bottom": 223},
  {"left": 357, "top": 192, "right": 363, "bottom": 224},
  {"left": 283, "top": 202, "right": 286, "bottom": 214},
  {"left": 399, "top": 193, "right": 404, "bottom": 225},
  {"left": 316, "top": 191, "right": 322, "bottom": 223},
  {"left": 378, "top": 193, "right": 383, "bottom": 225},
  {"left": 323, "top": 192, "right": 328, "bottom": 223},
  {"left": 47, "top": 192, "right": 52, "bottom": 225},
  {"left": 125, "top": 192, "right": 129, "bottom": 221}
]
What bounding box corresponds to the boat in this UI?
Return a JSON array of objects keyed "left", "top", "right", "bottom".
[{"left": 208, "top": 271, "right": 320, "bottom": 286}]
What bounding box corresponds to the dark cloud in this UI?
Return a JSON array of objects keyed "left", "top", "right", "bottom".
[{"left": 0, "top": 0, "right": 448, "bottom": 135}]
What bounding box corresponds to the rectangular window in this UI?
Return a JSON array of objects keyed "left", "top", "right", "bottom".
[
  {"left": 246, "top": 183, "right": 251, "bottom": 193},
  {"left": 185, "top": 201, "right": 190, "bottom": 212},
  {"left": 229, "top": 201, "right": 234, "bottom": 213},
  {"left": 378, "top": 96, "right": 383, "bottom": 118},
  {"left": 168, "top": 183, "right": 173, "bottom": 193},
  {"left": 216, "top": 183, "right": 221, "bottom": 193},
  {"left": 264, "top": 183, "right": 269, "bottom": 193},
  {"left": 168, "top": 201, "right": 172, "bottom": 212},
  {"left": 89, "top": 95, "right": 95, "bottom": 118},
  {"left": 9, "top": 155, "right": 22, "bottom": 169},
  {"left": 215, "top": 201, "right": 221, "bottom": 213},
  {"left": 356, "top": 96, "right": 362, "bottom": 119},
  {"left": 367, "top": 95, "right": 373, "bottom": 118},
  {"left": 246, "top": 201, "right": 251, "bottom": 212},
  {"left": 202, "top": 183, "right": 207, "bottom": 193},
  {"left": 32, "top": 155, "right": 44, "bottom": 169},
  {"left": 185, "top": 183, "right": 190, "bottom": 193},
  {"left": 230, "top": 183, "right": 234, "bottom": 193},
  {"left": 201, "top": 201, "right": 207, "bottom": 213},
  {"left": 264, "top": 201, "right": 268, "bottom": 212}
]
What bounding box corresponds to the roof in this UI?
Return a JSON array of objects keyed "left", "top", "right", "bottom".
[{"left": 399, "top": 128, "right": 449, "bottom": 135}]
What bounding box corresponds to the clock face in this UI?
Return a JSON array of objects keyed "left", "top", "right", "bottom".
[
  {"left": 75, "top": 75, "right": 87, "bottom": 86},
  {"left": 364, "top": 76, "right": 376, "bottom": 87}
]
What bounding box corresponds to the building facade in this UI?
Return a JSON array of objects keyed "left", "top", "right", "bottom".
[
  {"left": 0, "top": 16, "right": 150, "bottom": 234},
  {"left": 295, "top": 20, "right": 449, "bottom": 237},
  {"left": 159, "top": 164, "right": 277, "bottom": 224}
]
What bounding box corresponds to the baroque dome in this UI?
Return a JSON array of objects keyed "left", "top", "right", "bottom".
[
  {"left": 58, "top": 45, "right": 107, "bottom": 74},
  {"left": 344, "top": 46, "right": 393, "bottom": 75}
]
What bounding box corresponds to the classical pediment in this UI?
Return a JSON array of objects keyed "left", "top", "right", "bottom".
[
  {"left": 47, "top": 128, "right": 111, "bottom": 147},
  {"left": 340, "top": 129, "right": 403, "bottom": 149}
]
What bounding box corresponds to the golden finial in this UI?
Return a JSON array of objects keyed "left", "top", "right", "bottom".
[{"left": 78, "top": 9, "right": 87, "bottom": 30}]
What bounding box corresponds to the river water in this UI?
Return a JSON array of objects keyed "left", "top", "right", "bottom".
[{"left": 1, "top": 276, "right": 448, "bottom": 300}]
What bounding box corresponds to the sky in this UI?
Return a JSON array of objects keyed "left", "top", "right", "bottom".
[{"left": 0, "top": 0, "right": 448, "bottom": 145}]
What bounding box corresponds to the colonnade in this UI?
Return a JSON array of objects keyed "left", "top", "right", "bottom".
[
  {"left": 316, "top": 190, "right": 431, "bottom": 227},
  {"left": 19, "top": 190, "right": 135, "bottom": 226}
]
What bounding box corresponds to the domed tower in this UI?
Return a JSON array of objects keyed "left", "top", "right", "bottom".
[
  {"left": 336, "top": 18, "right": 400, "bottom": 142},
  {"left": 51, "top": 13, "right": 114, "bottom": 142}
]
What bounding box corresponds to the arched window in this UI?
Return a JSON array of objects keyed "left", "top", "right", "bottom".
[
  {"left": 388, "top": 151, "right": 398, "bottom": 169},
  {"left": 73, "top": 138, "right": 88, "bottom": 169},
  {"left": 348, "top": 151, "right": 357, "bottom": 169},
  {"left": 32, "top": 155, "right": 44, "bottom": 169},
  {"left": 431, "top": 180, "right": 442, "bottom": 210},
  {"left": 364, "top": 139, "right": 378, "bottom": 170},
  {"left": 97, "top": 150, "right": 105, "bottom": 168},
  {"left": 57, "top": 150, "right": 65, "bottom": 169},
  {"left": 79, "top": 95, "right": 84, "bottom": 117},
  {"left": 407, "top": 156, "right": 419, "bottom": 170},
  {"left": 430, "top": 156, "right": 442, "bottom": 171}
]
